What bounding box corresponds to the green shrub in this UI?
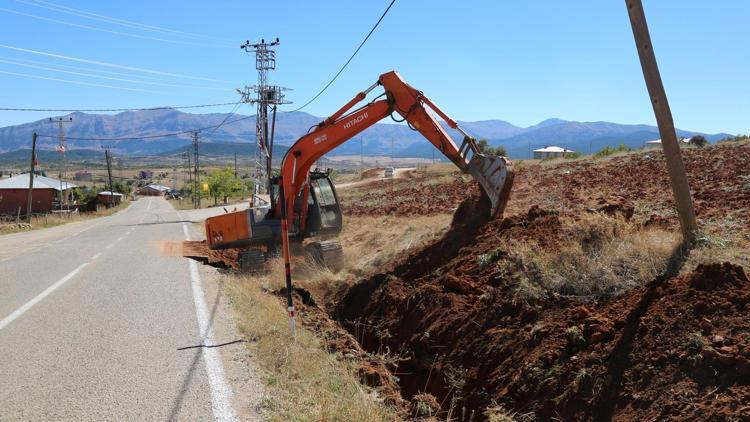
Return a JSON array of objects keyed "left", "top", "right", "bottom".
[
  {"left": 594, "top": 143, "right": 632, "bottom": 158},
  {"left": 477, "top": 139, "right": 508, "bottom": 157}
]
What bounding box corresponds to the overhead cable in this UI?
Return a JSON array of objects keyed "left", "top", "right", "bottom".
[
  {"left": 0, "top": 102, "right": 239, "bottom": 112},
  {"left": 12, "top": 0, "right": 233, "bottom": 43},
  {"left": 0, "top": 44, "right": 229, "bottom": 82},
  {"left": 0, "top": 7, "right": 229, "bottom": 49},
  {"left": 288, "top": 0, "right": 396, "bottom": 113},
  {"left": 34, "top": 114, "right": 254, "bottom": 141}
]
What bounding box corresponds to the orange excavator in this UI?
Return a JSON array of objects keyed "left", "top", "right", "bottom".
[{"left": 205, "top": 70, "right": 514, "bottom": 323}]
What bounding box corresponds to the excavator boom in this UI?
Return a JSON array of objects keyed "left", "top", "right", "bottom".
[
  {"left": 279, "top": 70, "right": 514, "bottom": 220},
  {"left": 272, "top": 70, "right": 514, "bottom": 332},
  {"left": 205, "top": 70, "right": 514, "bottom": 333}
]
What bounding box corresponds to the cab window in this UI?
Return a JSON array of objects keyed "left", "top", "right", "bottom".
[{"left": 312, "top": 178, "right": 337, "bottom": 206}]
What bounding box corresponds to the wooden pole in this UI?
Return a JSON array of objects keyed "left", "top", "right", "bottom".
[
  {"left": 26, "top": 132, "right": 37, "bottom": 222},
  {"left": 625, "top": 0, "right": 698, "bottom": 241}
]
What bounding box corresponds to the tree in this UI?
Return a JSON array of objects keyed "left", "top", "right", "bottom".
[
  {"left": 206, "top": 166, "right": 243, "bottom": 205},
  {"left": 476, "top": 139, "right": 508, "bottom": 157},
  {"left": 111, "top": 180, "right": 132, "bottom": 196},
  {"left": 689, "top": 135, "right": 708, "bottom": 148}
]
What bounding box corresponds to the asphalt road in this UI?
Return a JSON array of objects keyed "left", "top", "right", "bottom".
[{"left": 0, "top": 197, "right": 260, "bottom": 421}]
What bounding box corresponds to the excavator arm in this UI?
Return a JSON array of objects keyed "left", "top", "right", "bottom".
[
  {"left": 278, "top": 70, "right": 513, "bottom": 221},
  {"left": 276, "top": 71, "right": 514, "bottom": 331}
]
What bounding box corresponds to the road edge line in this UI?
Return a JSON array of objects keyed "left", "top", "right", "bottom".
[{"left": 182, "top": 222, "right": 238, "bottom": 421}]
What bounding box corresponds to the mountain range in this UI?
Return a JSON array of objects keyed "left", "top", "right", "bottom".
[{"left": 0, "top": 109, "right": 731, "bottom": 160}]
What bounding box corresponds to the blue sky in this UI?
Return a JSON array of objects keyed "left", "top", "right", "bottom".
[{"left": 0, "top": 0, "right": 747, "bottom": 134}]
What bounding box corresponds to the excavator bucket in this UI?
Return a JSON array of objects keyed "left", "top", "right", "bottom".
[{"left": 467, "top": 153, "right": 515, "bottom": 218}]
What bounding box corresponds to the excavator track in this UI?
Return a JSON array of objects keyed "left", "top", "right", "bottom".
[{"left": 239, "top": 249, "right": 265, "bottom": 273}]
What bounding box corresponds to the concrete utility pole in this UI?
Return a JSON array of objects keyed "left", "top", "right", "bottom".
[
  {"left": 625, "top": 0, "right": 698, "bottom": 241},
  {"left": 26, "top": 132, "right": 37, "bottom": 222},
  {"left": 103, "top": 147, "right": 115, "bottom": 207},
  {"left": 185, "top": 150, "right": 192, "bottom": 195},
  {"left": 192, "top": 131, "right": 200, "bottom": 209}
]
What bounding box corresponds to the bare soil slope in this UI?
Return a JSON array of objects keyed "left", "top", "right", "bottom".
[{"left": 327, "top": 142, "right": 750, "bottom": 419}]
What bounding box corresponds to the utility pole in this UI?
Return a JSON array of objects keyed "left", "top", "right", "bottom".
[
  {"left": 103, "top": 146, "right": 114, "bottom": 207},
  {"left": 238, "top": 38, "right": 290, "bottom": 196},
  {"left": 625, "top": 0, "right": 698, "bottom": 242},
  {"left": 26, "top": 132, "right": 37, "bottom": 222},
  {"left": 234, "top": 152, "right": 238, "bottom": 179},
  {"left": 185, "top": 150, "right": 192, "bottom": 195},
  {"left": 192, "top": 131, "right": 200, "bottom": 209},
  {"left": 48, "top": 116, "right": 72, "bottom": 209}
]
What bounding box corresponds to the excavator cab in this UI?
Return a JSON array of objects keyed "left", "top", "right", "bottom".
[
  {"left": 205, "top": 171, "right": 342, "bottom": 251},
  {"left": 301, "top": 171, "right": 343, "bottom": 238}
]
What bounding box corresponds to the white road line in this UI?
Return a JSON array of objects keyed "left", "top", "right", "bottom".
[
  {"left": 105, "top": 243, "right": 114, "bottom": 250},
  {"left": 0, "top": 262, "right": 88, "bottom": 331},
  {"left": 183, "top": 223, "right": 237, "bottom": 421},
  {"left": 91, "top": 252, "right": 102, "bottom": 260}
]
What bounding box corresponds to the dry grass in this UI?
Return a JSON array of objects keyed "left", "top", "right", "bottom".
[
  {"left": 0, "top": 201, "right": 129, "bottom": 235},
  {"left": 496, "top": 213, "right": 680, "bottom": 302},
  {"left": 224, "top": 273, "right": 400, "bottom": 422},
  {"left": 298, "top": 214, "right": 450, "bottom": 302},
  {"left": 684, "top": 214, "right": 750, "bottom": 273},
  {"left": 218, "top": 213, "right": 450, "bottom": 420}
]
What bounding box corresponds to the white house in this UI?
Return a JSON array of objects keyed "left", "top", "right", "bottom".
[
  {"left": 533, "top": 146, "right": 575, "bottom": 159},
  {"left": 645, "top": 137, "right": 692, "bottom": 149}
]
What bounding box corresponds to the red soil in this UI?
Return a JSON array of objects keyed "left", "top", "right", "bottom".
[
  {"left": 332, "top": 189, "right": 750, "bottom": 419},
  {"left": 340, "top": 142, "right": 750, "bottom": 228}
]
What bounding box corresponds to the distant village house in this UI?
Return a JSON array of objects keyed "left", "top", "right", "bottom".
[
  {"left": 645, "top": 137, "right": 692, "bottom": 149},
  {"left": 0, "top": 173, "right": 77, "bottom": 215},
  {"left": 96, "top": 191, "right": 124, "bottom": 206},
  {"left": 138, "top": 184, "right": 170, "bottom": 196},
  {"left": 533, "top": 145, "right": 575, "bottom": 159},
  {"left": 74, "top": 170, "right": 93, "bottom": 181}
]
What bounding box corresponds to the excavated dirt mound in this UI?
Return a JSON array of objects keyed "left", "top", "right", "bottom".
[
  {"left": 158, "top": 240, "right": 241, "bottom": 269},
  {"left": 330, "top": 189, "right": 750, "bottom": 419},
  {"left": 343, "top": 179, "right": 479, "bottom": 217}
]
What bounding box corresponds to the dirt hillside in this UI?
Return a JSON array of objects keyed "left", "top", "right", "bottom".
[{"left": 326, "top": 142, "right": 750, "bottom": 420}]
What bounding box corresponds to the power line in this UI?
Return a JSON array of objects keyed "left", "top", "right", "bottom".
[
  {"left": 12, "top": 0, "right": 234, "bottom": 44},
  {"left": 205, "top": 102, "right": 243, "bottom": 137},
  {"left": 0, "top": 57, "right": 230, "bottom": 91},
  {"left": 289, "top": 0, "right": 396, "bottom": 113},
  {"left": 0, "top": 102, "right": 239, "bottom": 112},
  {"left": 0, "top": 44, "right": 229, "bottom": 82},
  {"left": 0, "top": 69, "right": 161, "bottom": 93},
  {"left": 34, "top": 114, "right": 253, "bottom": 141},
  {"left": 0, "top": 7, "right": 229, "bottom": 49},
  {"left": 0, "top": 54, "right": 213, "bottom": 85}
]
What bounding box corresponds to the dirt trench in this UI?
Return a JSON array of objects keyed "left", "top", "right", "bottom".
[{"left": 325, "top": 193, "right": 750, "bottom": 420}]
